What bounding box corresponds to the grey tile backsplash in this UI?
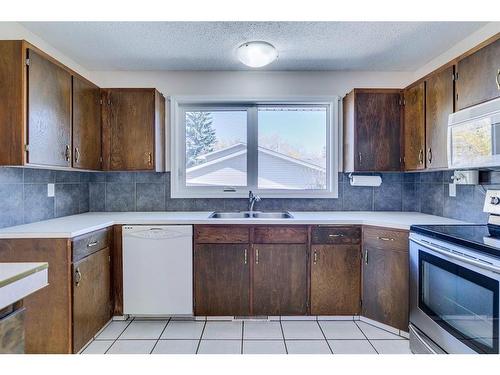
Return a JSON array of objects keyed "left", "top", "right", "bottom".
[
  {"left": 0, "top": 167, "right": 493, "bottom": 229},
  {"left": 0, "top": 167, "right": 90, "bottom": 229}
]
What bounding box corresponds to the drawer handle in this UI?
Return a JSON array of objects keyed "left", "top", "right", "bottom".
[
  {"left": 328, "top": 234, "right": 344, "bottom": 238},
  {"left": 74, "top": 267, "right": 82, "bottom": 287},
  {"left": 255, "top": 249, "right": 259, "bottom": 265},
  {"left": 377, "top": 236, "right": 395, "bottom": 241},
  {"left": 313, "top": 250, "right": 318, "bottom": 265},
  {"left": 87, "top": 241, "right": 99, "bottom": 248}
]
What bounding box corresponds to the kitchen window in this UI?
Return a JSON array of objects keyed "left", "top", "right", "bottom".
[{"left": 170, "top": 97, "right": 339, "bottom": 198}]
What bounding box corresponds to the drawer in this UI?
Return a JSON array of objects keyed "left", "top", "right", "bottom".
[
  {"left": 311, "top": 226, "right": 361, "bottom": 245},
  {"left": 0, "top": 306, "right": 25, "bottom": 354},
  {"left": 72, "top": 227, "right": 112, "bottom": 262},
  {"left": 363, "top": 226, "right": 409, "bottom": 253},
  {"left": 195, "top": 226, "right": 250, "bottom": 243},
  {"left": 253, "top": 226, "right": 308, "bottom": 244}
]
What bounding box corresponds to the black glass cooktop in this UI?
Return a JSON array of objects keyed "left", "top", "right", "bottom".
[{"left": 410, "top": 224, "right": 500, "bottom": 258}]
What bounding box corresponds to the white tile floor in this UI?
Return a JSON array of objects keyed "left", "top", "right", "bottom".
[{"left": 81, "top": 317, "right": 412, "bottom": 354}]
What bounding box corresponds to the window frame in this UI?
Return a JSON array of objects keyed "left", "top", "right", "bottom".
[{"left": 170, "top": 96, "right": 340, "bottom": 199}]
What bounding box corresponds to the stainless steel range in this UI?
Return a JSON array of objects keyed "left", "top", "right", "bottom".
[{"left": 409, "top": 189, "right": 500, "bottom": 354}]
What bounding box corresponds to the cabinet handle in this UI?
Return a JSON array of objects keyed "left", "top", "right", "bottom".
[
  {"left": 74, "top": 147, "right": 80, "bottom": 163},
  {"left": 328, "top": 234, "right": 344, "bottom": 238},
  {"left": 377, "top": 236, "right": 395, "bottom": 241},
  {"left": 255, "top": 249, "right": 259, "bottom": 265},
  {"left": 418, "top": 149, "right": 423, "bottom": 165},
  {"left": 496, "top": 69, "right": 500, "bottom": 90},
  {"left": 427, "top": 148, "right": 432, "bottom": 164},
  {"left": 147, "top": 152, "right": 153, "bottom": 166},
  {"left": 65, "top": 145, "right": 71, "bottom": 162},
  {"left": 87, "top": 241, "right": 98, "bottom": 248},
  {"left": 74, "top": 267, "right": 82, "bottom": 287},
  {"left": 358, "top": 152, "right": 362, "bottom": 165},
  {"left": 364, "top": 249, "right": 369, "bottom": 265},
  {"left": 244, "top": 249, "right": 247, "bottom": 265},
  {"left": 313, "top": 250, "right": 318, "bottom": 265}
]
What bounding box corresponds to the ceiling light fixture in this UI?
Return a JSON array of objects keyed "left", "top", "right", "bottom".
[{"left": 237, "top": 41, "right": 278, "bottom": 68}]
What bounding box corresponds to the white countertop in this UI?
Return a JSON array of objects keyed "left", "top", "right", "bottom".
[
  {"left": 0, "top": 262, "right": 48, "bottom": 309},
  {"left": 0, "top": 211, "right": 466, "bottom": 239}
]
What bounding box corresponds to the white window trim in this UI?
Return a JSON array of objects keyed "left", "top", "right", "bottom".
[{"left": 170, "top": 96, "right": 340, "bottom": 199}]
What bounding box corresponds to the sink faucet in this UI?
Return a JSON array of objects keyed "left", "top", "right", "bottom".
[{"left": 248, "top": 190, "right": 261, "bottom": 213}]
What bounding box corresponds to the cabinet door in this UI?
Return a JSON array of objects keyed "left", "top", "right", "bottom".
[
  {"left": 73, "top": 76, "right": 102, "bottom": 170},
  {"left": 253, "top": 244, "right": 308, "bottom": 315},
  {"left": 362, "top": 247, "right": 409, "bottom": 331},
  {"left": 403, "top": 82, "right": 425, "bottom": 171},
  {"left": 27, "top": 49, "right": 72, "bottom": 167},
  {"left": 355, "top": 91, "right": 402, "bottom": 171},
  {"left": 456, "top": 38, "right": 500, "bottom": 110},
  {"left": 311, "top": 244, "right": 361, "bottom": 315},
  {"left": 425, "top": 66, "right": 454, "bottom": 169},
  {"left": 73, "top": 247, "right": 112, "bottom": 353},
  {"left": 194, "top": 244, "right": 250, "bottom": 316},
  {"left": 103, "top": 89, "right": 155, "bottom": 170}
]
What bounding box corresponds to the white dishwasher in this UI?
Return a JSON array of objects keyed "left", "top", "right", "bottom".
[{"left": 122, "top": 225, "right": 193, "bottom": 316}]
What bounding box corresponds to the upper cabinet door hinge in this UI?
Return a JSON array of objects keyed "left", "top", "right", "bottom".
[{"left": 25, "top": 58, "right": 30, "bottom": 67}]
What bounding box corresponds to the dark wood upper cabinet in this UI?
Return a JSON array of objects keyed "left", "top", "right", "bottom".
[
  {"left": 425, "top": 66, "right": 455, "bottom": 169},
  {"left": 252, "top": 244, "right": 308, "bottom": 316},
  {"left": 102, "top": 88, "right": 165, "bottom": 171},
  {"left": 311, "top": 244, "right": 361, "bottom": 315},
  {"left": 27, "top": 48, "right": 72, "bottom": 167},
  {"left": 72, "top": 76, "right": 102, "bottom": 170},
  {"left": 0, "top": 41, "right": 24, "bottom": 166},
  {"left": 456, "top": 37, "right": 500, "bottom": 110},
  {"left": 403, "top": 82, "right": 425, "bottom": 171},
  {"left": 0, "top": 40, "right": 102, "bottom": 170},
  {"left": 72, "top": 246, "right": 112, "bottom": 353},
  {"left": 362, "top": 227, "right": 409, "bottom": 331},
  {"left": 343, "top": 89, "right": 402, "bottom": 172},
  {"left": 194, "top": 243, "right": 250, "bottom": 316}
]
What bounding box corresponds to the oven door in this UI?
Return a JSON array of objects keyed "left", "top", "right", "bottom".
[{"left": 410, "top": 236, "right": 500, "bottom": 354}]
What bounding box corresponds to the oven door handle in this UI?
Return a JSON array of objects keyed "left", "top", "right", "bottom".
[{"left": 411, "top": 238, "right": 500, "bottom": 274}]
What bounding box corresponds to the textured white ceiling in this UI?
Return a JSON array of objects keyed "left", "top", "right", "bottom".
[{"left": 20, "top": 22, "right": 486, "bottom": 71}]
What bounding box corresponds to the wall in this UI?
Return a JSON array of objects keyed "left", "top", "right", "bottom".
[
  {"left": 0, "top": 22, "right": 496, "bottom": 229},
  {"left": 0, "top": 167, "right": 90, "bottom": 229},
  {"left": 85, "top": 170, "right": 490, "bottom": 224}
]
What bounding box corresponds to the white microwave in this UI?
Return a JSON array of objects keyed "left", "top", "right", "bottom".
[{"left": 448, "top": 97, "right": 500, "bottom": 169}]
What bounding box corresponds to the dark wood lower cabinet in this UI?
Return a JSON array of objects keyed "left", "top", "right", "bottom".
[
  {"left": 311, "top": 244, "right": 361, "bottom": 315},
  {"left": 72, "top": 247, "right": 112, "bottom": 353},
  {"left": 194, "top": 244, "right": 250, "bottom": 316},
  {"left": 252, "top": 244, "right": 308, "bottom": 316},
  {"left": 362, "top": 227, "right": 409, "bottom": 331}
]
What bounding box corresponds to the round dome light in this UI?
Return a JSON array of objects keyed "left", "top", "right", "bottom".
[{"left": 237, "top": 41, "right": 278, "bottom": 68}]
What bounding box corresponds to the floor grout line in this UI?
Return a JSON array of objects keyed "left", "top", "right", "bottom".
[
  {"left": 103, "top": 318, "right": 134, "bottom": 354},
  {"left": 149, "top": 318, "right": 171, "bottom": 354},
  {"left": 354, "top": 320, "right": 379, "bottom": 354},
  {"left": 195, "top": 320, "right": 207, "bottom": 354},
  {"left": 241, "top": 321, "right": 244, "bottom": 354},
  {"left": 279, "top": 320, "right": 288, "bottom": 354},
  {"left": 316, "top": 321, "right": 333, "bottom": 354}
]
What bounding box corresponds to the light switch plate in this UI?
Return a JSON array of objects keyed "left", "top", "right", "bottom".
[{"left": 47, "top": 183, "right": 55, "bottom": 197}]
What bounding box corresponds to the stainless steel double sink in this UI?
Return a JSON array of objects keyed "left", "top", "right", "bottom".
[{"left": 209, "top": 211, "right": 293, "bottom": 219}]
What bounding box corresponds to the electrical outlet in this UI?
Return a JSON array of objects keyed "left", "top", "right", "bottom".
[{"left": 47, "top": 183, "right": 55, "bottom": 197}]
